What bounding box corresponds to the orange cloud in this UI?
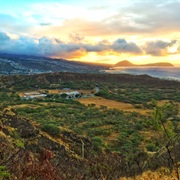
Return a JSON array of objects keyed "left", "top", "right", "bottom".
[{"left": 52, "top": 48, "right": 88, "bottom": 60}]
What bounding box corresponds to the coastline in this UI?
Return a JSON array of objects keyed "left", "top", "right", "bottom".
[{"left": 104, "top": 67, "right": 180, "bottom": 82}]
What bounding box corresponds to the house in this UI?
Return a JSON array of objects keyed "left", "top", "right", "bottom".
[
  {"left": 60, "top": 91, "right": 80, "bottom": 99},
  {"left": 24, "top": 94, "right": 47, "bottom": 100},
  {"left": 23, "top": 92, "right": 47, "bottom": 100}
]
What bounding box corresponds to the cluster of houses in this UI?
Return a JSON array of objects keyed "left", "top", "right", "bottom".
[{"left": 22, "top": 85, "right": 100, "bottom": 100}]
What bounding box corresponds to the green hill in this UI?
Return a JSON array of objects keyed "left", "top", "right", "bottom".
[{"left": 0, "top": 72, "right": 180, "bottom": 179}]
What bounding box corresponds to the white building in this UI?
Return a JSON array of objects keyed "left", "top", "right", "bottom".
[
  {"left": 23, "top": 92, "right": 47, "bottom": 100},
  {"left": 61, "top": 91, "right": 80, "bottom": 99}
]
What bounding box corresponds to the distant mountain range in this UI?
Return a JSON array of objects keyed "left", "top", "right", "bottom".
[
  {"left": 0, "top": 53, "right": 108, "bottom": 75},
  {"left": 114, "top": 60, "right": 174, "bottom": 67}
]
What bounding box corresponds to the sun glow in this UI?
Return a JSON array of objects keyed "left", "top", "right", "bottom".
[
  {"left": 0, "top": 0, "right": 180, "bottom": 66},
  {"left": 168, "top": 45, "right": 178, "bottom": 53}
]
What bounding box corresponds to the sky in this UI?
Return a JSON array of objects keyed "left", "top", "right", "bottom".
[{"left": 0, "top": 0, "right": 180, "bottom": 65}]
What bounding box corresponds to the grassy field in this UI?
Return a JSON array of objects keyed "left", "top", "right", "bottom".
[
  {"left": 77, "top": 96, "right": 151, "bottom": 114},
  {"left": 18, "top": 88, "right": 180, "bottom": 116}
]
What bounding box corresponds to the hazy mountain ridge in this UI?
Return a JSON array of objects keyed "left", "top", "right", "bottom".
[
  {"left": 114, "top": 60, "right": 174, "bottom": 67},
  {"left": 0, "top": 53, "right": 108, "bottom": 75}
]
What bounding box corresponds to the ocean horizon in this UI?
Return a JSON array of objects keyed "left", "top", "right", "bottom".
[{"left": 104, "top": 67, "right": 180, "bottom": 81}]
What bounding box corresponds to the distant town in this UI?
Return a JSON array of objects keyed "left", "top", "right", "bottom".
[{"left": 0, "top": 54, "right": 108, "bottom": 75}]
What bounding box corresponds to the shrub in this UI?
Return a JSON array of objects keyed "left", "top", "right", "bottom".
[
  {"left": 0, "top": 166, "right": 10, "bottom": 178},
  {"left": 146, "top": 143, "right": 156, "bottom": 152},
  {"left": 41, "top": 124, "right": 60, "bottom": 137},
  {"left": 92, "top": 137, "right": 104, "bottom": 152},
  {"left": 135, "top": 122, "right": 144, "bottom": 130}
]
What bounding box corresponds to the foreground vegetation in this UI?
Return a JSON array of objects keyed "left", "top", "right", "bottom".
[{"left": 0, "top": 72, "right": 180, "bottom": 179}]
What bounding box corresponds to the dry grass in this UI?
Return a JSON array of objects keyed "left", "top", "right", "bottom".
[
  {"left": 46, "top": 89, "right": 92, "bottom": 94},
  {"left": 158, "top": 100, "right": 180, "bottom": 115},
  {"left": 18, "top": 89, "right": 180, "bottom": 116},
  {"left": 11, "top": 104, "right": 40, "bottom": 109},
  {"left": 157, "top": 100, "right": 171, "bottom": 106},
  {"left": 121, "top": 168, "right": 179, "bottom": 180},
  {"left": 77, "top": 97, "right": 151, "bottom": 115}
]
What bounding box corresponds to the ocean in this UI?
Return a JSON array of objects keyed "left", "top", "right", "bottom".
[{"left": 104, "top": 67, "right": 180, "bottom": 81}]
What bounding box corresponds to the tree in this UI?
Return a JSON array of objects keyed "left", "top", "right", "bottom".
[
  {"left": 0, "top": 166, "right": 10, "bottom": 178},
  {"left": 153, "top": 102, "right": 179, "bottom": 179}
]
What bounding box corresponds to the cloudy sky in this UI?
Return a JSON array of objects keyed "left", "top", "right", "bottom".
[{"left": 0, "top": 0, "right": 180, "bottom": 65}]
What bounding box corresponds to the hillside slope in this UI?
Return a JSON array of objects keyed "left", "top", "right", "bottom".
[
  {"left": 1, "top": 106, "right": 179, "bottom": 179},
  {"left": 0, "top": 108, "right": 94, "bottom": 179},
  {"left": 0, "top": 53, "right": 108, "bottom": 75},
  {"left": 0, "top": 73, "right": 180, "bottom": 179},
  {"left": 0, "top": 72, "right": 179, "bottom": 89}
]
